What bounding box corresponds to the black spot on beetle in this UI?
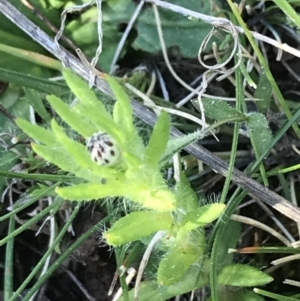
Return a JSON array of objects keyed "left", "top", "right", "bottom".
[{"left": 104, "top": 141, "right": 113, "bottom": 147}]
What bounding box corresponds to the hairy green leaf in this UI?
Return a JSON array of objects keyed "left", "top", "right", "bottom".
[
  {"left": 56, "top": 181, "right": 127, "bottom": 201},
  {"left": 118, "top": 264, "right": 209, "bottom": 301},
  {"left": 192, "top": 98, "right": 246, "bottom": 121},
  {"left": 144, "top": 111, "right": 170, "bottom": 167},
  {"left": 107, "top": 75, "right": 145, "bottom": 155},
  {"left": 63, "top": 69, "right": 113, "bottom": 122},
  {"left": 174, "top": 172, "right": 198, "bottom": 212},
  {"left": 16, "top": 118, "right": 56, "bottom": 146},
  {"left": 160, "top": 131, "right": 203, "bottom": 167},
  {"left": 218, "top": 264, "right": 273, "bottom": 286},
  {"left": 247, "top": 113, "right": 273, "bottom": 157},
  {"left": 104, "top": 211, "right": 173, "bottom": 246},
  {"left": 51, "top": 119, "right": 96, "bottom": 170},
  {"left": 157, "top": 245, "right": 200, "bottom": 285},
  {"left": 181, "top": 203, "right": 225, "bottom": 233},
  {"left": 47, "top": 95, "right": 97, "bottom": 138},
  {"left": 32, "top": 144, "right": 100, "bottom": 182},
  {"left": 128, "top": 183, "right": 176, "bottom": 212},
  {"left": 107, "top": 76, "right": 134, "bottom": 135},
  {"left": 254, "top": 69, "right": 272, "bottom": 113},
  {"left": 74, "top": 102, "right": 122, "bottom": 145}
]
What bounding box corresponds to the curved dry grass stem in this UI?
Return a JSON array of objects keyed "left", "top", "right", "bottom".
[
  {"left": 54, "top": 0, "right": 96, "bottom": 66},
  {"left": 110, "top": 0, "right": 145, "bottom": 74},
  {"left": 134, "top": 231, "right": 167, "bottom": 301},
  {"left": 272, "top": 254, "right": 300, "bottom": 266},
  {"left": 153, "top": 3, "right": 242, "bottom": 131},
  {"left": 230, "top": 214, "right": 292, "bottom": 246},
  {"left": 283, "top": 279, "right": 300, "bottom": 288}
]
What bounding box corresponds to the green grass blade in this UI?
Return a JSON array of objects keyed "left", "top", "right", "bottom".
[
  {"left": 210, "top": 56, "right": 243, "bottom": 301},
  {"left": 21, "top": 215, "right": 112, "bottom": 301},
  {"left": 4, "top": 215, "right": 15, "bottom": 300},
  {"left": 0, "top": 185, "right": 57, "bottom": 222},
  {"left": 9, "top": 203, "right": 81, "bottom": 301},
  {"left": 0, "top": 200, "right": 60, "bottom": 247},
  {"left": 0, "top": 68, "right": 68, "bottom": 95},
  {"left": 273, "top": 0, "right": 300, "bottom": 29},
  {"left": 0, "top": 43, "right": 62, "bottom": 70},
  {"left": 0, "top": 170, "right": 75, "bottom": 181}
]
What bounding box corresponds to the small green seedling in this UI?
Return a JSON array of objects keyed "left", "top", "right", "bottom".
[{"left": 16, "top": 70, "right": 272, "bottom": 300}]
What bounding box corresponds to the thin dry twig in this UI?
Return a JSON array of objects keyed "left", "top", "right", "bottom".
[
  {"left": 20, "top": 0, "right": 79, "bottom": 52},
  {"left": 2, "top": 0, "right": 300, "bottom": 224}
]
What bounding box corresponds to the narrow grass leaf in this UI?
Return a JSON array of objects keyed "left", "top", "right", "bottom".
[
  {"left": 273, "top": 0, "right": 300, "bottom": 29},
  {"left": 0, "top": 68, "right": 68, "bottom": 95},
  {"left": 227, "top": 0, "right": 300, "bottom": 139},
  {"left": 144, "top": 111, "right": 170, "bottom": 166},
  {"left": 218, "top": 264, "right": 273, "bottom": 286},
  {"left": 0, "top": 43, "right": 62, "bottom": 71},
  {"left": 104, "top": 211, "right": 172, "bottom": 246}
]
